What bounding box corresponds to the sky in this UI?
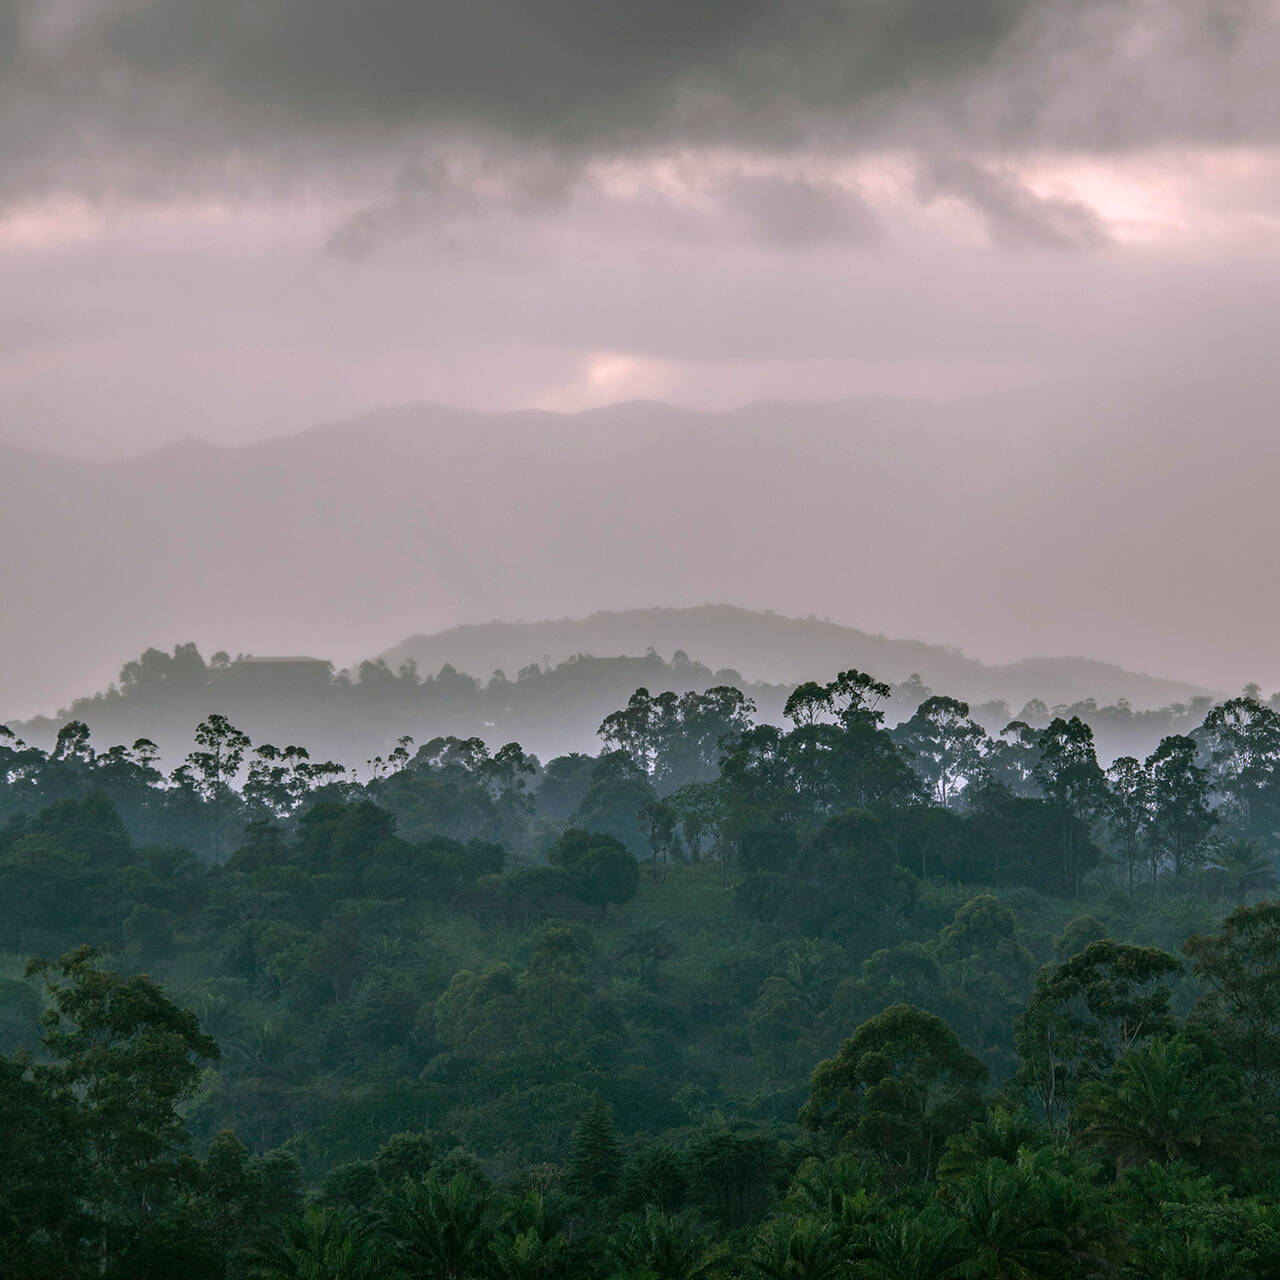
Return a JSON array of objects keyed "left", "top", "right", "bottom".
[
  {"left": 0, "top": 0, "right": 1277, "bottom": 458},
  {"left": 3, "top": 1, "right": 1280, "bottom": 704}
]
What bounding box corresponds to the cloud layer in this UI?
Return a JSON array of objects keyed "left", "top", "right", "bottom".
[{"left": 2, "top": 0, "right": 1278, "bottom": 207}]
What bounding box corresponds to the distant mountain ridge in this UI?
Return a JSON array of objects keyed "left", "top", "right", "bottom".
[
  {"left": 380, "top": 606, "right": 1214, "bottom": 713},
  {"left": 4, "top": 382, "right": 1274, "bottom": 722}
]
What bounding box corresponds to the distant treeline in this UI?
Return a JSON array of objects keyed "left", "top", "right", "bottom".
[
  {"left": 8, "top": 640, "right": 1240, "bottom": 771},
  {"left": 2, "top": 664, "right": 1277, "bottom": 894}
]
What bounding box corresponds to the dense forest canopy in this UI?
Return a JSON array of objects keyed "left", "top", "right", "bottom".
[
  {"left": 6, "top": 663, "right": 1280, "bottom": 1275},
  {"left": 7, "top": 0, "right": 1280, "bottom": 1272}
]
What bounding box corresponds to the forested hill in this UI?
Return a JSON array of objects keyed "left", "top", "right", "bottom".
[
  {"left": 11, "top": 647, "right": 787, "bottom": 772},
  {"left": 6, "top": 659, "right": 1280, "bottom": 1275},
  {"left": 9, "top": 638, "right": 1222, "bottom": 772},
  {"left": 380, "top": 606, "right": 1212, "bottom": 711}
]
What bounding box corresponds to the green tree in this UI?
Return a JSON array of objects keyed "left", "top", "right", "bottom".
[
  {"left": 26, "top": 946, "right": 219, "bottom": 1276},
  {"left": 640, "top": 797, "right": 680, "bottom": 881},
  {"left": 1207, "top": 836, "right": 1277, "bottom": 904},
  {"left": 547, "top": 828, "right": 639, "bottom": 918},
  {"left": 617, "top": 1139, "right": 687, "bottom": 1214},
  {"left": 565, "top": 1093, "right": 622, "bottom": 1204},
  {"left": 940, "top": 1150, "right": 1117, "bottom": 1279},
  {"left": 177, "top": 714, "right": 251, "bottom": 862},
  {"left": 800, "top": 1004, "right": 987, "bottom": 1184},
  {"left": 892, "top": 696, "right": 988, "bottom": 807},
  {"left": 251, "top": 1204, "right": 387, "bottom": 1280},
  {"left": 667, "top": 781, "right": 731, "bottom": 883},
  {"left": 378, "top": 1171, "right": 490, "bottom": 1280},
  {"left": 0, "top": 1049, "right": 88, "bottom": 1277},
  {"left": 1146, "top": 734, "right": 1215, "bottom": 880},
  {"left": 1034, "top": 717, "right": 1106, "bottom": 895},
  {"left": 687, "top": 1123, "right": 781, "bottom": 1229},
  {"left": 1200, "top": 695, "right": 1280, "bottom": 836},
  {"left": 1184, "top": 901, "right": 1280, "bottom": 1130},
  {"left": 747, "top": 1214, "right": 844, "bottom": 1280},
  {"left": 977, "top": 720, "right": 1041, "bottom": 799},
  {"left": 1075, "top": 1031, "right": 1255, "bottom": 1174},
  {"left": 1014, "top": 940, "right": 1181, "bottom": 1131},
  {"left": 612, "top": 1207, "right": 722, "bottom": 1280},
  {"left": 488, "top": 1193, "right": 572, "bottom": 1280},
  {"left": 1105, "top": 754, "right": 1152, "bottom": 891}
]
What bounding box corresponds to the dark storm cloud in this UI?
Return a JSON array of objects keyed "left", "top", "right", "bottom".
[
  {"left": 4, "top": 0, "right": 1276, "bottom": 204},
  {"left": 917, "top": 157, "right": 1110, "bottom": 250},
  {"left": 77, "top": 0, "right": 1026, "bottom": 141}
]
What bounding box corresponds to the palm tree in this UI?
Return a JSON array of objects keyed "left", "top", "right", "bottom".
[
  {"left": 747, "top": 1215, "right": 845, "bottom": 1280},
  {"left": 488, "top": 1228, "right": 570, "bottom": 1280},
  {"left": 1129, "top": 1231, "right": 1257, "bottom": 1280},
  {"left": 936, "top": 1108, "right": 1044, "bottom": 1185},
  {"left": 859, "top": 1204, "right": 961, "bottom": 1280},
  {"left": 1208, "top": 837, "right": 1278, "bottom": 904},
  {"left": 488, "top": 1192, "right": 572, "bottom": 1280},
  {"left": 781, "top": 1154, "right": 882, "bottom": 1261},
  {"left": 942, "top": 1163, "right": 1070, "bottom": 1279},
  {"left": 611, "top": 1207, "right": 723, "bottom": 1280},
  {"left": 1074, "top": 1034, "right": 1255, "bottom": 1173},
  {"left": 378, "top": 1171, "right": 490, "bottom": 1280},
  {"left": 250, "top": 1205, "right": 389, "bottom": 1280}
]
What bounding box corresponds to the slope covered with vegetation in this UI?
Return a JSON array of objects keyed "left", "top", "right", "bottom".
[{"left": 5, "top": 668, "right": 1280, "bottom": 1276}]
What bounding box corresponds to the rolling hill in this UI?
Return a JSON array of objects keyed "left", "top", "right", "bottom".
[{"left": 379, "top": 606, "right": 1213, "bottom": 711}]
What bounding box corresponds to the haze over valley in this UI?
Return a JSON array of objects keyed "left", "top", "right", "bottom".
[{"left": 2, "top": 384, "right": 1274, "bottom": 727}]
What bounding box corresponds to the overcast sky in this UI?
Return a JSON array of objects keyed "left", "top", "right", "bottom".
[
  {"left": 3, "top": 1, "right": 1280, "bottom": 696},
  {"left": 0, "top": 0, "right": 1276, "bottom": 457}
]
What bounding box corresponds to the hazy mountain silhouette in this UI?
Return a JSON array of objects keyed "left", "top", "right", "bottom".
[
  {"left": 3, "top": 384, "right": 1261, "bottom": 724},
  {"left": 380, "top": 606, "right": 1212, "bottom": 711}
]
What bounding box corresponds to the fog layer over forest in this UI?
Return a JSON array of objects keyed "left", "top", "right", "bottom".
[{"left": 7, "top": 607, "right": 1224, "bottom": 774}]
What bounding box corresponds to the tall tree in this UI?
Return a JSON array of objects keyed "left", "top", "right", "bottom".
[
  {"left": 1105, "top": 755, "right": 1152, "bottom": 892},
  {"left": 177, "top": 714, "right": 251, "bottom": 862},
  {"left": 1034, "top": 718, "right": 1106, "bottom": 895},
  {"left": 1075, "top": 1032, "right": 1255, "bottom": 1175},
  {"left": 1014, "top": 940, "right": 1181, "bottom": 1131},
  {"left": 565, "top": 1094, "right": 623, "bottom": 1204},
  {"left": 1184, "top": 902, "right": 1280, "bottom": 1133},
  {"left": 26, "top": 946, "right": 219, "bottom": 1276},
  {"left": 892, "top": 696, "right": 989, "bottom": 807},
  {"left": 1200, "top": 696, "right": 1280, "bottom": 837},
  {"left": 1146, "top": 734, "right": 1215, "bottom": 880}
]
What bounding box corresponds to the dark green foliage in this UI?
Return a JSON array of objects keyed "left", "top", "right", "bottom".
[
  {"left": 686, "top": 1121, "right": 781, "bottom": 1228},
  {"left": 547, "top": 827, "right": 640, "bottom": 916},
  {"left": 378, "top": 1170, "right": 490, "bottom": 1280},
  {"left": 1185, "top": 900, "right": 1280, "bottom": 1144},
  {"left": 6, "top": 676, "right": 1280, "bottom": 1275},
  {"left": 1015, "top": 939, "right": 1182, "bottom": 1129},
  {"left": 565, "top": 1093, "right": 623, "bottom": 1204},
  {"left": 801, "top": 1004, "right": 988, "bottom": 1183},
  {"left": 1075, "top": 1029, "right": 1256, "bottom": 1174}
]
